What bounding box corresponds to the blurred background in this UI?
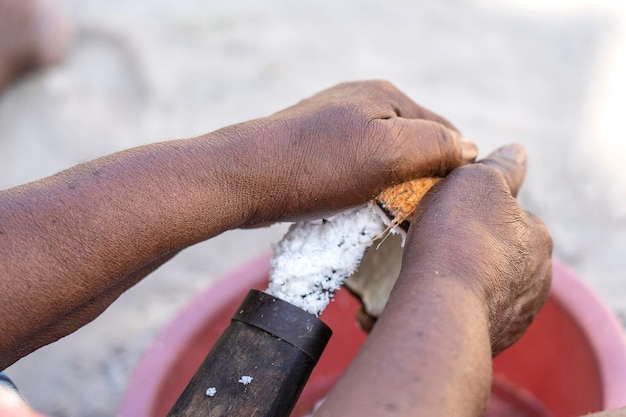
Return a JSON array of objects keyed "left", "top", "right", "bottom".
[{"left": 2, "top": 0, "right": 626, "bottom": 415}]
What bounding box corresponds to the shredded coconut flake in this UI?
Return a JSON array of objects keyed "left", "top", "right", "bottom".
[
  {"left": 238, "top": 375, "right": 253, "bottom": 385},
  {"left": 266, "top": 205, "right": 386, "bottom": 316},
  {"left": 205, "top": 387, "right": 217, "bottom": 397}
]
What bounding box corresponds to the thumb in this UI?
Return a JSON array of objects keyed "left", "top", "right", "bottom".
[{"left": 479, "top": 144, "right": 528, "bottom": 197}]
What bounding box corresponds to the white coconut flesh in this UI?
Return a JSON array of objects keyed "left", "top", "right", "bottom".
[{"left": 265, "top": 204, "right": 403, "bottom": 317}]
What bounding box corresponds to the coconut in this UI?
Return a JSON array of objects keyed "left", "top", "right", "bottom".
[
  {"left": 345, "top": 177, "right": 440, "bottom": 331},
  {"left": 266, "top": 177, "right": 440, "bottom": 323}
]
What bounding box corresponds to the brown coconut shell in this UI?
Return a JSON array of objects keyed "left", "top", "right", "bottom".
[
  {"left": 345, "top": 177, "right": 441, "bottom": 331},
  {"left": 375, "top": 177, "right": 441, "bottom": 231}
]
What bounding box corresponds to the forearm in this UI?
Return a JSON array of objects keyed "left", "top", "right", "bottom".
[
  {"left": 0, "top": 80, "right": 479, "bottom": 369},
  {"left": 2, "top": 251, "right": 177, "bottom": 368},
  {"left": 314, "top": 144, "right": 551, "bottom": 416},
  {"left": 315, "top": 268, "right": 492, "bottom": 417},
  {"left": 0, "top": 120, "right": 272, "bottom": 367}
]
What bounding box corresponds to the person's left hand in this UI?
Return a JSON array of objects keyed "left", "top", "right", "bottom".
[{"left": 400, "top": 144, "right": 552, "bottom": 355}]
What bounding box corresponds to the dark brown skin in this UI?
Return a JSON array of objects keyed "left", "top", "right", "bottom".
[
  {"left": 0, "top": 80, "right": 476, "bottom": 370},
  {"left": 312, "top": 145, "right": 553, "bottom": 417}
]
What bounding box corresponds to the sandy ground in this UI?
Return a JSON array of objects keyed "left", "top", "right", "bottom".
[{"left": 2, "top": 0, "right": 626, "bottom": 415}]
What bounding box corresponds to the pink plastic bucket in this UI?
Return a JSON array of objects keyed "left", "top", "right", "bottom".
[{"left": 119, "top": 256, "right": 626, "bottom": 416}]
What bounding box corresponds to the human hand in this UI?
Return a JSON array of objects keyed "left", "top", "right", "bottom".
[
  {"left": 234, "top": 80, "right": 477, "bottom": 225},
  {"left": 401, "top": 144, "right": 552, "bottom": 355}
]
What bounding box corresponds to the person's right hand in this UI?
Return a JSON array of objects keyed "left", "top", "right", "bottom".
[
  {"left": 229, "top": 80, "right": 477, "bottom": 226},
  {"left": 314, "top": 144, "right": 551, "bottom": 416},
  {"left": 402, "top": 144, "right": 553, "bottom": 355}
]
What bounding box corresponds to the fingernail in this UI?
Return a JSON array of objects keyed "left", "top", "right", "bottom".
[
  {"left": 461, "top": 137, "right": 478, "bottom": 162},
  {"left": 499, "top": 143, "right": 527, "bottom": 166}
]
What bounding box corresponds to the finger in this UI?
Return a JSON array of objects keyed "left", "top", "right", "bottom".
[
  {"left": 382, "top": 118, "right": 478, "bottom": 179},
  {"left": 357, "top": 80, "right": 460, "bottom": 130},
  {"left": 479, "top": 144, "right": 527, "bottom": 197},
  {"left": 388, "top": 88, "right": 460, "bottom": 131}
]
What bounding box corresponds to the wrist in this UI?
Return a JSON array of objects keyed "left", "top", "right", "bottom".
[
  {"left": 397, "top": 251, "right": 489, "bottom": 313},
  {"left": 400, "top": 234, "right": 491, "bottom": 306},
  {"left": 390, "top": 265, "right": 491, "bottom": 339},
  {"left": 317, "top": 263, "right": 493, "bottom": 417},
  {"left": 196, "top": 115, "right": 290, "bottom": 227}
]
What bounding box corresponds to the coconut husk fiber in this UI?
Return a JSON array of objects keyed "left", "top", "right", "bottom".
[{"left": 345, "top": 177, "right": 440, "bottom": 331}]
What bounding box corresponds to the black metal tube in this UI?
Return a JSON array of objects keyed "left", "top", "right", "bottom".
[{"left": 167, "top": 289, "right": 332, "bottom": 417}]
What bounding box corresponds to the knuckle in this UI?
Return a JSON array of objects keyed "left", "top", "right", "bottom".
[
  {"left": 472, "top": 162, "right": 504, "bottom": 181},
  {"left": 363, "top": 120, "right": 399, "bottom": 173},
  {"left": 422, "top": 122, "right": 458, "bottom": 175},
  {"left": 450, "top": 163, "right": 503, "bottom": 188},
  {"left": 364, "top": 79, "right": 396, "bottom": 91},
  {"left": 354, "top": 80, "right": 399, "bottom": 101},
  {"left": 376, "top": 79, "right": 398, "bottom": 94}
]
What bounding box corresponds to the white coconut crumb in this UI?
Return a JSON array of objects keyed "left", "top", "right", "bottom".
[
  {"left": 205, "top": 387, "right": 217, "bottom": 397},
  {"left": 238, "top": 375, "right": 253, "bottom": 385},
  {"left": 266, "top": 205, "right": 386, "bottom": 316}
]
